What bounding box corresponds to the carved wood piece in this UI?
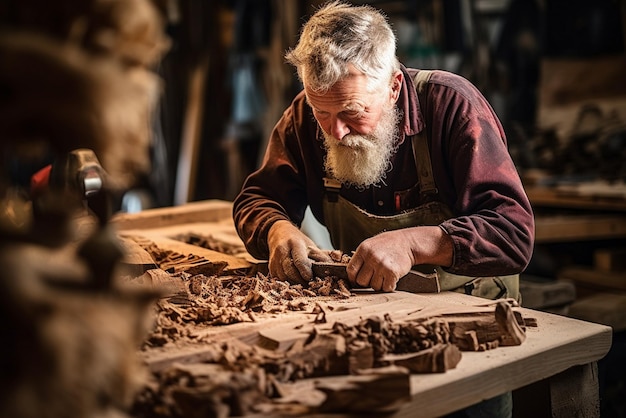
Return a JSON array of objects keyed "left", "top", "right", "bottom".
[{"left": 383, "top": 343, "right": 462, "bottom": 373}]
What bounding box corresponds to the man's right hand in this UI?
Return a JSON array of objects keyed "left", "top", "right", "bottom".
[{"left": 267, "top": 220, "right": 332, "bottom": 285}]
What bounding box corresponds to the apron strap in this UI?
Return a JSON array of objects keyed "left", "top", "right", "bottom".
[
  {"left": 323, "top": 177, "right": 342, "bottom": 202},
  {"left": 411, "top": 133, "right": 438, "bottom": 197},
  {"left": 411, "top": 70, "right": 438, "bottom": 198},
  {"left": 413, "top": 69, "right": 432, "bottom": 94}
]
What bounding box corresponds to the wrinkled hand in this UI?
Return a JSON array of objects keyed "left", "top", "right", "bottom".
[
  {"left": 267, "top": 220, "right": 332, "bottom": 285},
  {"left": 347, "top": 226, "right": 453, "bottom": 292}
]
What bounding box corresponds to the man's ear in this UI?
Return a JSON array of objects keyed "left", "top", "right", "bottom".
[{"left": 390, "top": 70, "right": 403, "bottom": 103}]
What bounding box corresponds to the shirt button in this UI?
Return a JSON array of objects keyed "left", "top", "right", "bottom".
[{"left": 377, "top": 200, "right": 384, "bottom": 206}]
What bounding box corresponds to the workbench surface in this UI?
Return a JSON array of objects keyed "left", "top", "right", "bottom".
[
  {"left": 141, "top": 290, "right": 611, "bottom": 418},
  {"left": 114, "top": 200, "right": 613, "bottom": 417}
]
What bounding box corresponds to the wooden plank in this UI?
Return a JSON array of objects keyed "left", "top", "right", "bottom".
[
  {"left": 174, "top": 56, "right": 210, "bottom": 205},
  {"left": 111, "top": 200, "right": 233, "bottom": 230},
  {"left": 118, "top": 234, "right": 252, "bottom": 273},
  {"left": 555, "top": 182, "right": 626, "bottom": 200},
  {"left": 119, "top": 221, "right": 247, "bottom": 252},
  {"left": 534, "top": 215, "right": 626, "bottom": 243},
  {"left": 558, "top": 266, "right": 626, "bottom": 292},
  {"left": 526, "top": 186, "right": 626, "bottom": 212}
]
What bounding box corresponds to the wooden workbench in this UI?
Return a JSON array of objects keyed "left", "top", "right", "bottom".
[
  {"left": 112, "top": 200, "right": 613, "bottom": 417},
  {"left": 140, "top": 289, "right": 612, "bottom": 418}
]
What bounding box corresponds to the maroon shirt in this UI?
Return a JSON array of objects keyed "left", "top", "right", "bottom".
[{"left": 233, "top": 66, "right": 535, "bottom": 276}]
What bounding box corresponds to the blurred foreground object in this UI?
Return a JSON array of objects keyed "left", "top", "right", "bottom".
[{"left": 0, "top": 0, "right": 170, "bottom": 417}]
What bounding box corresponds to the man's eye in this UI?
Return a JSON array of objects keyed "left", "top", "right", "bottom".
[
  {"left": 314, "top": 109, "right": 330, "bottom": 119},
  {"left": 343, "top": 110, "right": 362, "bottom": 120}
]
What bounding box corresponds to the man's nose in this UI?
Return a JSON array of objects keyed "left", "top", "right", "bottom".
[{"left": 329, "top": 116, "right": 350, "bottom": 140}]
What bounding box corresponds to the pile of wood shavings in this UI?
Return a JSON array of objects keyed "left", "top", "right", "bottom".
[
  {"left": 145, "top": 272, "right": 352, "bottom": 348},
  {"left": 133, "top": 313, "right": 456, "bottom": 418}
]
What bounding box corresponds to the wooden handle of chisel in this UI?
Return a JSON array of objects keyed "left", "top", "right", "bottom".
[
  {"left": 395, "top": 269, "right": 441, "bottom": 293},
  {"left": 311, "top": 261, "right": 440, "bottom": 293}
]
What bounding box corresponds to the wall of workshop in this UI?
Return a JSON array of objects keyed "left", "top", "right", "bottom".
[
  {"left": 152, "top": 0, "right": 626, "bottom": 208},
  {"left": 156, "top": 0, "right": 507, "bottom": 206},
  {"left": 153, "top": 0, "right": 306, "bottom": 207}
]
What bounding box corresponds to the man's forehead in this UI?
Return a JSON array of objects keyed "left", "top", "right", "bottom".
[{"left": 304, "top": 74, "right": 377, "bottom": 109}]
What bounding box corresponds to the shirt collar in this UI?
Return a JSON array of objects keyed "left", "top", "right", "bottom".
[{"left": 398, "top": 65, "right": 426, "bottom": 138}]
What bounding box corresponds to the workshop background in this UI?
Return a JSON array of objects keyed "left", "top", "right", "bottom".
[
  {"left": 131, "top": 1, "right": 626, "bottom": 416},
  {"left": 0, "top": 0, "right": 625, "bottom": 417}
]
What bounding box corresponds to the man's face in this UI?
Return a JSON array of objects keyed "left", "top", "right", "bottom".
[{"left": 305, "top": 69, "right": 402, "bottom": 188}]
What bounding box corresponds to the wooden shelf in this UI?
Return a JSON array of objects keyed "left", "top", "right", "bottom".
[
  {"left": 535, "top": 214, "right": 626, "bottom": 243},
  {"left": 526, "top": 185, "right": 626, "bottom": 212}
]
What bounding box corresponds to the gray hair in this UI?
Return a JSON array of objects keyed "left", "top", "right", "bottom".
[{"left": 285, "top": 0, "right": 400, "bottom": 93}]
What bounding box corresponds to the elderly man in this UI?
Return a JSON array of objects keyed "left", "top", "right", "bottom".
[{"left": 233, "top": 2, "right": 534, "bottom": 415}]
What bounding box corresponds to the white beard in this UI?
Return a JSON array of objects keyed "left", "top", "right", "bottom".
[{"left": 323, "top": 106, "right": 401, "bottom": 188}]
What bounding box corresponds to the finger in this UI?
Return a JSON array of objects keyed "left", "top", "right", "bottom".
[
  {"left": 282, "top": 257, "right": 308, "bottom": 285},
  {"left": 369, "top": 274, "right": 384, "bottom": 291},
  {"left": 307, "top": 246, "right": 333, "bottom": 263},
  {"left": 346, "top": 256, "right": 363, "bottom": 286},
  {"left": 269, "top": 256, "right": 287, "bottom": 281},
  {"left": 382, "top": 276, "right": 397, "bottom": 293},
  {"left": 292, "top": 250, "right": 314, "bottom": 282},
  {"left": 354, "top": 263, "right": 375, "bottom": 288}
]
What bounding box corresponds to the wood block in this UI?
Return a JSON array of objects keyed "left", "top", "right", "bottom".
[{"left": 549, "top": 363, "right": 601, "bottom": 418}]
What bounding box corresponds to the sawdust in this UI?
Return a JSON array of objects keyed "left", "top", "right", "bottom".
[{"left": 142, "top": 271, "right": 353, "bottom": 349}]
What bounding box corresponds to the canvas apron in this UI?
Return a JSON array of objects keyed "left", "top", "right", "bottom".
[{"left": 320, "top": 71, "right": 518, "bottom": 301}]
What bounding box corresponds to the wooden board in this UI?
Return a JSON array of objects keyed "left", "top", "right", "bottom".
[
  {"left": 534, "top": 215, "right": 626, "bottom": 243},
  {"left": 526, "top": 186, "right": 626, "bottom": 212},
  {"left": 111, "top": 199, "right": 234, "bottom": 230},
  {"left": 118, "top": 220, "right": 252, "bottom": 260},
  {"left": 118, "top": 234, "right": 253, "bottom": 273},
  {"left": 558, "top": 266, "right": 626, "bottom": 292}
]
